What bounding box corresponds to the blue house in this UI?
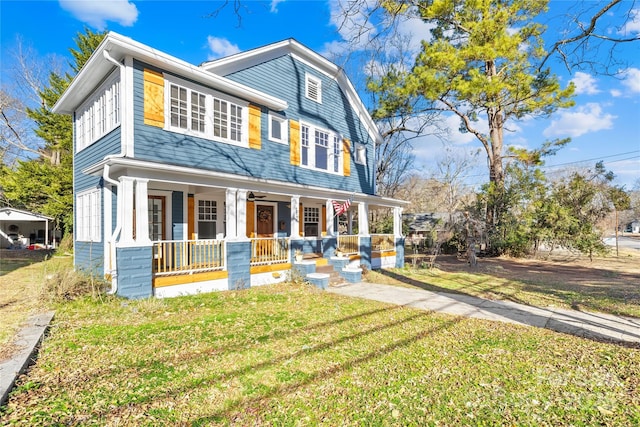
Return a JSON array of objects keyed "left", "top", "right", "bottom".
[{"left": 53, "top": 32, "right": 407, "bottom": 298}]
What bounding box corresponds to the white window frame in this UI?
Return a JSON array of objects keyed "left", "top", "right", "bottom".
[
  {"left": 268, "top": 112, "right": 288, "bottom": 144},
  {"left": 299, "top": 122, "right": 342, "bottom": 175},
  {"left": 164, "top": 75, "right": 249, "bottom": 148},
  {"left": 195, "top": 195, "right": 225, "bottom": 239},
  {"left": 305, "top": 73, "right": 322, "bottom": 104},
  {"left": 303, "top": 206, "right": 320, "bottom": 237},
  {"left": 75, "top": 70, "right": 121, "bottom": 152},
  {"left": 76, "top": 189, "right": 101, "bottom": 242},
  {"left": 355, "top": 143, "right": 367, "bottom": 165}
]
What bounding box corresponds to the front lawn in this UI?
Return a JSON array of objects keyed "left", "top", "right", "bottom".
[{"left": 2, "top": 283, "right": 639, "bottom": 425}]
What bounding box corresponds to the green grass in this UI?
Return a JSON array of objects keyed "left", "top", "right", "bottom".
[{"left": 2, "top": 283, "right": 639, "bottom": 426}]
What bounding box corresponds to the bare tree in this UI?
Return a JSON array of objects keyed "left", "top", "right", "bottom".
[{"left": 0, "top": 37, "right": 64, "bottom": 165}]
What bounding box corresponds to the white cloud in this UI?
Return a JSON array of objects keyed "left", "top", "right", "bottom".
[
  {"left": 206, "top": 36, "right": 241, "bottom": 60},
  {"left": 570, "top": 72, "right": 600, "bottom": 95},
  {"left": 270, "top": 0, "right": 285, "bottom": 13},
  {"left": 621, "top": 67, "right": 640, "bottom": 93},
  {"left": 619, "top": 9, "right": 640, "bottom": 35},
  {"left": 59, "top": 0, "right": 138, "bottom": 30},
  {"left": 543, "top": 103, "right": 615, "bottom": 138},
  {"left": 610, "top": 89, "right": 622, "bottom": 97}
]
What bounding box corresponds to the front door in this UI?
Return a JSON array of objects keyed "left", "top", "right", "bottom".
[{"left": 256, "top": 205, "right": 274, "bottom": 237}]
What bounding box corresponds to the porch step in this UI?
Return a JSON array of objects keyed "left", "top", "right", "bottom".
[{"left": 315, "top": 265, "right": 345, "bottom": 286}]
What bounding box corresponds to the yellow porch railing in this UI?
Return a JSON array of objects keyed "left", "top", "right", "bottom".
[
  {"left": 251, "top": 237, "right": 290, "bottom": 266},
  {"left": 372, "top": 234, "right": 395, "bottom": 252},
  {"left": 337, "top": 235, "right": 359, "bottom": 255},
  {"left": 153, "top": 239, "right": 225, "bottom": 276}
]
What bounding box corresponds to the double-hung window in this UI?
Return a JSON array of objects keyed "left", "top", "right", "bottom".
[
  {"left": 197, "top": 199, "right": 217, "bottom": 239},
  {"left": 169, "top": 83, "right": 206, "bottom": 135},
  {"left": 300, "top": 123, "right": 342, "bottom": 174},
  {"left": 76, "top": 189, "right": 101, "bottom": 242},
  {"left": 165, "top": 75, "right": 248, "bottom": 147},
  {"left": 75, "top": 70, "right": 120, "bottom": 152},
  {"left": 303, "top": 206, "right": 320, "bottom": 237}
]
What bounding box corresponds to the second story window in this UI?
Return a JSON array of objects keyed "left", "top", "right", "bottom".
[
  {"left": 169, "top": 84, "right": 206, "bottom": 135},
  {"left": 268, "top": 112, "right": 288, "bottom": 144},
  {"left": 300, "top": 123, "right": 341, "bottom": 174},
  {"left": 165, "top": 75, "right": 249, "bottom": 147},
  {"left": 75, "top": 70, "right": 120, "bottom": 152}
]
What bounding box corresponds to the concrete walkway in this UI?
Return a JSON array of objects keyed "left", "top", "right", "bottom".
[
  {"left": 0, "top": 311, "right": 54, "bottom": 407},
  {"left": 328, "top": 283, "right": 640, "bottom": 345}
]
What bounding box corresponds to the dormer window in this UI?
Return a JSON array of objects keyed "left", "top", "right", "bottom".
[{"left": 305, "top": 74, "right": 322, "bottom": 103}]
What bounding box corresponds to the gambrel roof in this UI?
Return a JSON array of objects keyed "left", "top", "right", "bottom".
[{"left": 200, "top": 38, "right": 383, "bottom": 147}]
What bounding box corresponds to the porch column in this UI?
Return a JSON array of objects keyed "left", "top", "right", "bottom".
[
  {"left": 225, "top": 188, "right": 238, "bottom": 239},
  {"left": 394, "top": 206, "right": 403, "bottom": 237},
  {"left": 325, "top": 199, "right": 335, "bottom": 237},
  {"left": 119, "top": 176, "right": 135, "bottom": 244},
  {"left": 358, "top": 201, "right": 369, "bottom": 236},
  {"left": 236, "top": 189, "right": 248, "bottom": 240},
  {"left": 135, "top": 179, "right": 150, "bottom": 243},
  {"left": 290, "top": 195, "right": 300, "bottom": 238}
]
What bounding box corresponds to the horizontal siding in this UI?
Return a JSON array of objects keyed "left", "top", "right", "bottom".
[
  {"left": 131, "top": 59, "right": 374, "bottom": 195},
  {"left": 73, "top": 127, "right": 120, "bottom": 275},
  {"left": 74, "top": 128, "right": 121, "bottom": 192}
]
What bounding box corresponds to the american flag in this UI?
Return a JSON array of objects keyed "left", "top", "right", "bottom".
[{"left": 332, "top": 195, "right": 353, "bottom": 216}]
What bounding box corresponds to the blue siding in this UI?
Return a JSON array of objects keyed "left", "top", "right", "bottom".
[
  {"left": 73, "top": 126, "right": 121, "bottom": 274},
  {"left": 395, "top": 238, "right": 405, "bottom": 268},
  {"left": 226, "top": 241, "right": 251, "bottom": 290},
  {"left": 116, "top": 246, "right": 153, "bottom": 299},
  {"left": 131, "top": 59, "right": 375, "bottom": 194},
  {"left": 74, "top": 241, "right": 104, "bottom": 277},
  {"left": 359, "top": 236, "right": 372, "bottom": 270}
]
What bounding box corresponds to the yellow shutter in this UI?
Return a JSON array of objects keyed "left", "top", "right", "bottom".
[
  {"left": 290, "top": 120, "right": 300, "bottom": 165},
  {"left": 343, "top": 138, "right": 351, "bottom": 177},
  {"left": 247, "top": 201, "right": 255, "bottom": 238},
  {"left": 322, "top": 205, "right": 327, "bottom": 235},
  {"left": 248, "top": 104, "right": 261, "bottom": 149},
  {"left": 143, "top": 69, "right": 164, "bottom": 127},
  {"left": 299, "top": 203, "right": 304, "bottom": 236},
  {"left": 188, "top": 195, "right": 195, "bottom": 239}
]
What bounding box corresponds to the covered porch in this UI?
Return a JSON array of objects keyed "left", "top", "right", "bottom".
[{"left": 94, "top": 159, "right": 406, "bottom": 298}]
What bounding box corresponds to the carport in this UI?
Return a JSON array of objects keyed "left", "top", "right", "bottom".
[{"left": 0, "top": 208, "right": 52, "bottom": 249}]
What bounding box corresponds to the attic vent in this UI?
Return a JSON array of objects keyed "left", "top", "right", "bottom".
[{"left": 305, "top": 74, "right": 322, "bottom": 103}]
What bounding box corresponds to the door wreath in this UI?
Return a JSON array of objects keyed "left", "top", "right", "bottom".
[{"left": 258, "top": 207, "right": 272, "bottom": 223}]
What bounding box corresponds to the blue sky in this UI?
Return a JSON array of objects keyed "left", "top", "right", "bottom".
[{"left": 1, "top": 0, "right": 639, "bottom": 189}]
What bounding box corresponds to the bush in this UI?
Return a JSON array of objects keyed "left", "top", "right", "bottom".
[{"left": 40, "top": 267, "right": 107, "bottom": 303}]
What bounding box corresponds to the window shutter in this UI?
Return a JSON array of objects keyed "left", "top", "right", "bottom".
[
  {"left": 322, "top": 205, "right": 327, "bottom": 235},
  {"left": 290, "top": 120, "right": 301, "bottom": 165},
  {"left": 343, "top": 138, "right": 351, "bottom": 177},
  {"left": 188, "top": 195, "right": 195, "bottom": 239},
  {"left": 299, "top": 203, "right": 304, "bottom": 236},
  {"left": 143, "top": 69, "right": 164, "bottom": 127},
  {"left": 248, "top": 104, "right": 261, "bottom": 149},
  {"left": 246, "top": 201, "right": 255, "bottom": 238}
]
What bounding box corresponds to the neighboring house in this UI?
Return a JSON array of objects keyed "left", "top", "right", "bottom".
[
  {"left": 53, "top": 32, "right": 407, "bottom": 298},
  {"left": 625, "top": 220, "right": 640, "bottom": 234},
  {"left": 0, "top": 208, "right": 53, "bottom": 249}
]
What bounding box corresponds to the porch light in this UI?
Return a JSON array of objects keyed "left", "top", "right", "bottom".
[{"left": 247, "top": 192, "right": 255, "bottom": 202}]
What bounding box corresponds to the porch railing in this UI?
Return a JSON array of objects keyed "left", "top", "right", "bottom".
[
  {"left": 250, "top": 237, "right": 290, "bottom": 266},
  {"left": 153, "top": 239, "right": 225, "bottom": 276},
  {"left": 372, "top": 234, "right": 395, "bottom": 252},
  {"left": 337, "top": 235, "right": 359, "bottom": 255}
]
